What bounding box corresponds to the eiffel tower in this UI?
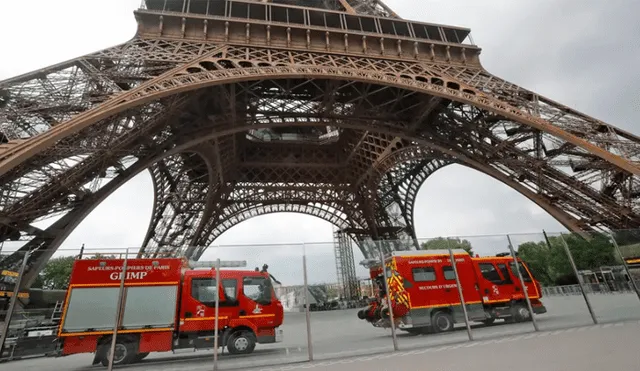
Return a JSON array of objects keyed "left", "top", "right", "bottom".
[{"left": 1, "top": 0, "right": 639, "bottom": 288}]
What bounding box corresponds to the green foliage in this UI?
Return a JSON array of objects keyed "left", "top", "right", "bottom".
[
  {"left": 517, "top": 241, "right": 554, "bottom": 286},
  {"left": 420, "top": 237, "right": 474, "bottom": 256},
  {"left": 31, "top": 253, "right": 118, "bottom": 290},
  {"left": 37, "top": 255, "right": 76, "bottom": 290},
  {"left": 90, "top": 253, "right": 117, "bottom": 260},
  {"left": 518, "top": 233, "right": 618, "bottom": 286}
]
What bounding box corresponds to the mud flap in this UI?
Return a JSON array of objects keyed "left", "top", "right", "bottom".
[
  {"left": 220, "top": 328, "right": 232, "bottom": 355},
  {"left": 91, "top": 352, "right": 101, "bottom": 366},
  {"left": 92, "top": 343, "right": 106, "bottom": 365}
]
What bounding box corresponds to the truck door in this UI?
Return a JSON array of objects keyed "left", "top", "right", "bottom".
[
  {"left": 239, "top": 275, "right": 274, "bottom": 317},
  {"left": 476, "top": 262, "right": 508, "bottom": 304},
  {"left": 494, "top": 262, "right": 516, "bottom": 300},
  {"left": 409, "top": 265, "right": 444, "bottom": 309},
  {"left": 443, "top": 257, "right": 482, "bottom": 305},
  {"left": 181, "top": 276, "right": 238, "bottom": 332},
  {"left": 440, "top": 265, "right": 465, "bottom": 306},
  {"left": 508, "top": 261, "right": 541, "bottom": 300}
]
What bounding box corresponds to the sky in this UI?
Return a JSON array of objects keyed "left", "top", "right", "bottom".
[{"left": 0, "top": 0, "right": 638, "bottom": 286}]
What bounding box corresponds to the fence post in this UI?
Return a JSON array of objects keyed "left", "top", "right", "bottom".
[
  {"left": 378, "top": 245, "right": 398, "bottom": 351},
  {"left": 608, "top": 233, "right": 640, "bottom": 303},
  {"left": 447, "top": 246, "right": 473, "bottom": 341},
  {"left": 107, "top": 248, "right": 129, "bottom": 371},
  {"left": 558, "top": 234, "right": 598, "bottom": 324},
  {"left": 506, "top": 235, "right": 539, "bottom": 331},
  {"left": 213, "top": 257, "right": 221, "bottom": 371},
  {"left": 302, "top": 244, "right": 313, "bottom": 361},
  {"left": 0, "top": 250, "right": 30, "bottom": 356}
]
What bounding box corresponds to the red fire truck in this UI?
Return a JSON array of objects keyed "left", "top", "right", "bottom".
[
  {"left": 55, "top": 257, "right": 284, "bottom": 366},
  {"left": 357, "top": 249, "right": 546, "bottom": 334}
]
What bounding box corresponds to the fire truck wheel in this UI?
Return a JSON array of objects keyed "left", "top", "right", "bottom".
[
  {"left": 226, "top": 330, "right": 257, "bottom": 355},
  {"left": 99, "top": 339, "right": 137, "bottom": 366},
  {"left": 431, "top": 311, "right": 454, "bottom": 333},
  {"left": 357, "top": 309, "right": 367, "bottom": 320},
  {"left": 512, "top": 304, "right": 531, "bottom": 323}
]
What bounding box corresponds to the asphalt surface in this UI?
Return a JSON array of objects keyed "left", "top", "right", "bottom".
[
  {"left": 3, "top": 293, "right": 640, "bottom": 371},
  {"left": 253, "top": 320, "right": 640, "bottom": 371}
]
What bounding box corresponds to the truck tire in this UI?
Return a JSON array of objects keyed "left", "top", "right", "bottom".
[
  {"left": 431, "top": 311, "right": 454, "bottom": 333},
  {"left": 357, "top": 309, "right": 366, "bottom": 320},
  {"left": 99, "top": 339, "right": 137, "bottom": 367},
  {"left": 512, "top": 303, "right": 531, "bottom": 323},
  {"left": 226, "top": 330, "right": 257, "bottom": 355}
]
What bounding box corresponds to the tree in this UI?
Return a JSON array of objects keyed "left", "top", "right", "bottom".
[
  {"left": 516, "top": 232, "right": 618, "bottom": 286},
  {"left": 420, "top": 237, "right": 474, "bottom": 256},
  {"left": 517, "top": 241, "right": 554, "bottom": 286},
  {"left": 549, "top": 233, "right": 618, "bottom": 273},
  {"left": 35, "top": 256, "right": 76, "bottom": 290},
  {"left": 89, "top": 253, "right": 117, "bottom": 260},
  {"left": 30, "top": 253, "right": 118, "bottom": 290}
]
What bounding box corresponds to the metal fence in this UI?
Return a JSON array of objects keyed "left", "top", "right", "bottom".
[
  {"left": 1, "top": 229, "right": 640, "bottom": 370},
  {"left": 542, "top": 282, "right": 640, "bottom": 296}
]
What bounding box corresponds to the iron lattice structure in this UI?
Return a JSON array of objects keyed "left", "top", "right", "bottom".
[
  {"left": 333, "top": 227, "right": 360, "bottom": 301},
  {"left": 1, "top": 0, "right": 640, "bottom": 288}
]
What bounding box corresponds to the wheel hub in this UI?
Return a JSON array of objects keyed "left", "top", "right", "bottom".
[
  {"left": 436, "top": 316, "right": 450, "bottom": 330},
  {"left": 234, "top": 337, "right": 249, "bottom": 351},
  {"left": 109, "top": 343, "right": 127, "bottom": 363}
]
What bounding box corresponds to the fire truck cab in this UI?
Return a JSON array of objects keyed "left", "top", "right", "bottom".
[
  {"left": 56, "top": 257, "right": 284, "bottom": 367},
  {"left": 357, "top": 250, "right": 546, "bottom": 334}
]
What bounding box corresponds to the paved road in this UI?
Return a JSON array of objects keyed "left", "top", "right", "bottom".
[
  {"left": 2, "top": 294, "right": 640, "bottom": 370},
  {"left": 253, "top": 320, "right": 640, "bottom": 371}
]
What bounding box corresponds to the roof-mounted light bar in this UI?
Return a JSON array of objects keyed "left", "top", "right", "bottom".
[{"left": 188, "top": 260, "right": 247, "bottom": 269}]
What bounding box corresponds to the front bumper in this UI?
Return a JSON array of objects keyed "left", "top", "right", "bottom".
[{"left": 257, "top": 327, "right": 284, "bottom": 344}]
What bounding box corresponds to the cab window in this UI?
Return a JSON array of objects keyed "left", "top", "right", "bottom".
[
  {"left": 191, "top": 278, "right": 218, "bottom": 304},
  {"left": 509, "top": 262, "right": 533, "bottom": 282},
  {"left": 412, "top": 267, "right": 436, "bottom": 282},
  {"left": 243, "top": 276, "right": 272, "bottom": 305},
  {"left": 442, "top": 266, "right": 456, "bottom": 281},
  {"left": 192, "top": 278, "right": 239, "bottom": 306},
  {"left": 478, "top": 263, "right": 503, "bottom": 283},
  {"left": 497, "top": 263, "right": 513, "bottom": 284},
  {"left": 222, "top": 278, "right": 238, "bottom": 301}
]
